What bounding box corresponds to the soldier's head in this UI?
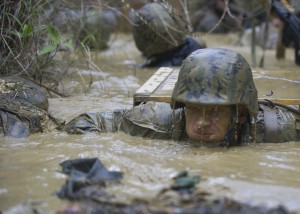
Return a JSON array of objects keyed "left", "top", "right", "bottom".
[
  {"left": 131, "top": 2, "right": 186, "bottom": 58},
  {"left": 171, "top": 48, "right": 258, "bottom": 145}
]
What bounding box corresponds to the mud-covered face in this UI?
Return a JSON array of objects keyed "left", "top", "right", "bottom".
[{"left": 185, "top": 104, "right": 232, "bottom": 142}]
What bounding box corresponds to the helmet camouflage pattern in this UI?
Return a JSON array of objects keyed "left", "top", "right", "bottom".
[
  {"left": 132, "top": 3, "right": 186, "bottom": 57},
  {"left": 171, "top": 48, "right": 258, "bottom": 117}
]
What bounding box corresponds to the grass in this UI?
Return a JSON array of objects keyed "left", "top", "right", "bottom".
[{"left": 0, "top": 0, "right": 118, "bottom": 95}]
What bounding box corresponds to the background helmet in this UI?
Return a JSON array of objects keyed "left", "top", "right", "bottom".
[
  {"left": 132, "top": 3, "right": 186, "bottom": 58},
  {"left": 171, "top": 48, "right": 258, "bottom": 117}
]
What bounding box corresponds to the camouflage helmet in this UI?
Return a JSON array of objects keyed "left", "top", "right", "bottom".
[
  {"left": 171, "top": 48, "right": 258, "bottom": 117},
  {"left": 132, "top": 3, "right": 186, "bottom": 58}
]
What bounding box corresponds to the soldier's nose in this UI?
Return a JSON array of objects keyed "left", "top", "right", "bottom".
[{"left": 196, "top": 117, "right": 210, "bottom": 129}]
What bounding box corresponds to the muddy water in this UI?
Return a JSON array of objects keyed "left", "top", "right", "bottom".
[{"left": 1, "top": 33, "right": 300, "bottom": 214}]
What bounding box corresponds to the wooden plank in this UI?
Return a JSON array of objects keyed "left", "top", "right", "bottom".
[
  {"left": 258, "top": 98, "right": 300, "bottom": 105},
  {"left": 134, "top": 67, "right": 176, "bottom": 105}
]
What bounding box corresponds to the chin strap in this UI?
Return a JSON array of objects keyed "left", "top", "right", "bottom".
[
  {"left": 171, "top": 108, "right": 186, "bottom": 141},
  {"left": 222, "top": 105, "right": 240, "bottom": 147}
]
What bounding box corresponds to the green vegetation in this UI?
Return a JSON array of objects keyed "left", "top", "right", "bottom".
[
  {"left": 0, "top": 0, "right": 117, "bottom": 90},
  {"left": 0, "top": 0, "right": 73, "bottom": 86}
]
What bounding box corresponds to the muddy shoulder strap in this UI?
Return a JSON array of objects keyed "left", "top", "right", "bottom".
[
  {"left": 259, "top": 104, "right": 280, "bottom": 143},
  {"left": 171, "top": 108, "right": 186, "bottom": 141}
]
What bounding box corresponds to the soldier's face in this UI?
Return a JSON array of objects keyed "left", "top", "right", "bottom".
[{"left": 185, "top": 104, "right": 232, "bottom": 142}]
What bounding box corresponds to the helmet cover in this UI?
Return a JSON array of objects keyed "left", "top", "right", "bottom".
[
  {"left": 171, "top": 48, "right": 258, "bottom": 117},
  {"left": 132, "top": 3, "right": 186, "bottom": 57}
]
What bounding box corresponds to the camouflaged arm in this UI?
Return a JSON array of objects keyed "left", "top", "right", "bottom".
[
  {"left": 119, "top": 102, "right": 180, "bottom": 140},
  {"left": 57, "top": 109, "right": 127, "bottom": 134}
]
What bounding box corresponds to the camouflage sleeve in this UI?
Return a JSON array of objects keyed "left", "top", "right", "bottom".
[
  {"left": 119, "top": 101, "right": 176, "bottom": 140},
  {"left": 58, "top": 109, "right": 126, "bottom": 134},
  {"left": 59, "top": 101, "right": 181, "bottom": 139}
]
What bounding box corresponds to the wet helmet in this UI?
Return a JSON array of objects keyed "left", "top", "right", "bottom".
[
  {"left": 171, "top": 48, "right": 258, "bottom": 117},
  {"left": 132, "top": 3, "right": 186, "bottom": 58}
]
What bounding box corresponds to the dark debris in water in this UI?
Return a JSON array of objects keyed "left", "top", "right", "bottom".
[
  {"left": 56, "top": 158, "right": 295, "bottom": 214},
  {"left": 57, "top": 158, "right": 123, "bottom": 200},
  {"left": 171, "top": 170, "right": 200, "bottom": 191}
]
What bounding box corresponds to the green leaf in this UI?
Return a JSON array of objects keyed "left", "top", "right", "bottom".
[
  {"left": 22, "top": 24, "right": 33, "bottom": 38},
  {"left": 46, "top": 24, "right": 60, "bottom": 44},
  {"left": 64, "top": 40, "right": 74, "bottom": 50},
  {"left": 33, "top": 25, "right": 47, "bottom": 33},
  {"left": 6, "top": 29, "right": 23, "bottom": 47},
  {"left": 38, "top": 44, "right": 57, "bottom": 56},
  {"left": 6, "top": 29, "right": 22, "bottom": 38}
]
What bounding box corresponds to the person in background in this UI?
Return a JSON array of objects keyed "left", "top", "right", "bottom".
[
  {"left": 131, "top": 2, "right": 206, "bottom": 67},
  {"left": 191, "top": 0, "right": 251, "bottom": 34},
  {"left": 270, "top": 0, "right": 300, "bottom": 65},
  {"left": 59, "top": 48, "right": 300, "bottom": 146}
]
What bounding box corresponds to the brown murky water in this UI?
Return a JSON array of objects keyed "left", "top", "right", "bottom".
[{"left": 1, "top": 33, "right": 300, "bottom": 214}]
